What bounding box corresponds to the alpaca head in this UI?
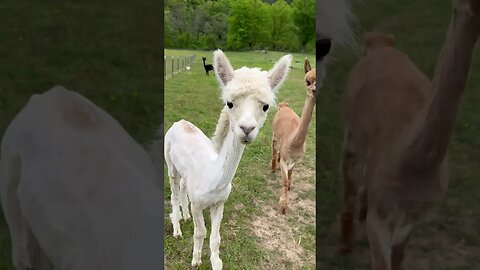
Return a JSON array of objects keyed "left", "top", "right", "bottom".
[
  {"left": 202, "top": 57, "right": 206, "bottom": 61},
  {"left": 213, "top": 49, "right": 291, "bottom": 144},
  {"left": 304, "top": 58, "right": 316, "bottom": 97}
]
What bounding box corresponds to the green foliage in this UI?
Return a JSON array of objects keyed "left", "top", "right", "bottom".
[
  {"left": 165, "top": 0, "right": 314, "bottom": 52},
  {"left": 227, "top": 0, "right": 271, "bottom": 50},
  {"left": 291, "top": 0, "right": 315, "bottom": 51},
  {"left": 269, "top": 0, "right": 299, "bottom": 51}
]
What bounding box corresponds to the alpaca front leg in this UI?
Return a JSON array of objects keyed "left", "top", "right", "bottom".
[
  {"left": 179, "top": 177, "right": 190, "bottom": 220},
  {"left": 339, "top": 137, "right": 358, "bottom": 254},
  {"left": 191, "top": 205, "right": 206, "bottom": 268},
  {"left": 271, "top": 135, "right": 278, "bottom": 172},
  {"left": 0, "top": 155, "right": 33, "bottom": 269},
  {"left": 168, "top": 174, "right": 182, "bottom": 237},
  {"left": 366, "top": 210, "right": 392, "bottom": 270},
  {"left": 278, "top": 159, "right": 289, "bottom": 214},
  {"left": 209, "top": 203, "right": 225, "bottom": 270},
  {"left": 287, "top": 167, "right": 293, "bottom": 191}
]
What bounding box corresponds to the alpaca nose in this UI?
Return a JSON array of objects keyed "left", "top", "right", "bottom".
[{"left": 240, "top": 125, "right": 255, "bottom": 135}]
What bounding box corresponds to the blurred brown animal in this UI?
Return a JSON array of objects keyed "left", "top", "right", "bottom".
[
  {"left": 339, "top": 1, "right": 480, "bottom": 269},
  {"left": 272, "top": 58, "right": 316, "bottom": 214}
]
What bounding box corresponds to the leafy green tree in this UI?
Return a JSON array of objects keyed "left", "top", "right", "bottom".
[
  {"left": 227, "top": 0, "right": 271, "bottom": 50},
  {"left": 269, "top": 0, "right": 299, "bottom": 51},
  {"left": 291, "top": 0, "right": 315, "bottom": 52}
]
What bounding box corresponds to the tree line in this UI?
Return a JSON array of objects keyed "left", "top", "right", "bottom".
[{"left": 164, "top": 0, "right": 315, "bottom": 52}]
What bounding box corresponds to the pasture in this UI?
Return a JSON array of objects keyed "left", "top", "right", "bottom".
[
  {"left": 0, "top": 0, "right": 161, "bottom": 268},
  {"left": 317, "top": 0, "right": 480, "bottom": 269},
  {"left": 164, "top": 49, "right": 316, "bottom": 269}
]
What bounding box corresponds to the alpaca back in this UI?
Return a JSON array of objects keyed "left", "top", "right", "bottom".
[{"left": 0, "top": 86, "right": 163, "bottom": 270}]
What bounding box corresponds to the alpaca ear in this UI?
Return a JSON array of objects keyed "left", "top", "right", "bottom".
[
  {"left": 213, "top": 49, "right": 234, "bottom": 87},
  {"left": 268, "top": 54, "right": 292, "bottom": 92},
  {"left": 304, "top": 58, "right": 312, "bottom": 74}
]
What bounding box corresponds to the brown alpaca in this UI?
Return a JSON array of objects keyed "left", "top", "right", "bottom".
[
  {"left": 271, "top": 58, "right": 316, "bottom": 214},
  {"left": 339, "top": 1, "right": 480, "bottom": 269}
]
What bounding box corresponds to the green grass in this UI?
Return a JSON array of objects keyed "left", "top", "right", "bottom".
[
  {"left": 0, "top": 1, "right": 161, "bottom": 268},
  {"left": 164, "top": 49, "right": 316, "bottom": 269},
  {"left": 317, "top": 0, "right": 480, "bottom": 269}
]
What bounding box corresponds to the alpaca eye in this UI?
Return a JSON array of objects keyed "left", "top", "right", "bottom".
[
  {"left": 306, "top": 80, "right": 311, "bottom": 86},
  {"left": 227, "top": 102, "right": 234, "bottom": 109},
  {"left": 262, "top": 104, "right": 269, "bottom": 112}
]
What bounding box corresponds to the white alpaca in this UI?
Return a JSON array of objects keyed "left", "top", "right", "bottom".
[
  {"left": 0, "top": 86, "right": 163, "bottom": 270},
  {"left": 164, "top": 50, "right": 291, "bottom": 269}
]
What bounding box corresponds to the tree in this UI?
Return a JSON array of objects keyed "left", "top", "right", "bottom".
[
  {"left": 291, "top": 0, "right": 315, "bottom": 52},
  {"left": 269, "top": 0, "right": 299, "bottom": 51},
  {"left": 227, "top": 0, "right": 271, "bottom": 50}
]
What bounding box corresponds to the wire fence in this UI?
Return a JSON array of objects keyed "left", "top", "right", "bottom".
[{"left": 164, "top": 55, "right": 196, "bottom": 80}]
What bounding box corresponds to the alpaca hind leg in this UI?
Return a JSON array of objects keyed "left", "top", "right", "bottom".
[
  {"left": 287, "top": 166, "right": 293, "bottom": 191},
  {"left": 191, "top": 204, "right": 206, "bottom": 268},
  {"left": 28, "top": 232, "right": 53, "bottom": 270},
  {"left": 391, "top": 221, "right": 413, "bottom": 270},
  {"left": 278, "top": 159, "right": 289, "bottom": 214},
  {"left": 0, "top": 153, "right": 33, "bottom": 269},
  {"left": 271, "top": 135, "right": 278, "bottom": 172},
  {"left": 358, "top": 187, "right": 368, "bottom": 221},
  {"left": 209, "top": 203, "right": 225, "bottom": 270},
  {"left": 168, "top": 168, "right": 182, "bottom": 237},
  {"left": 179, "top": 177, "right": 190, "bottom": 220},
  {"left": 366, "top": 210, "right": 392, "bottom": 270}
]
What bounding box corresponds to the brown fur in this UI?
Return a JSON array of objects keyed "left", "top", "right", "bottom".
[
  {"left": 272, "top": 59, "right": 316, "bottom": 214},
  {"left": 339, "top": 2, "right": 480, "bottom": 268},
  {"left": 181, "top": 121, "right": 196, "bottom": 134},
  {"left": 55, "top": 89, "right": 98, "bottom": 130}
]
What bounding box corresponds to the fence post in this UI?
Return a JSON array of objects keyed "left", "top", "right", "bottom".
[{"left": 171, "top": 56, "right": 174, "bottom": 78}]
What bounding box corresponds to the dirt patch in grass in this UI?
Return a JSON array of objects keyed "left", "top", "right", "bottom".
[{"left": 252, "top": 163, "right": 316, "bottom": 269}]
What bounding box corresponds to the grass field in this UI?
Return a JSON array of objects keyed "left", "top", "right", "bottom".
[
  {"left": 0, "top": 1, "right": 162, "bottom": 268},
  {"left": 164, "top": 49, "right": 316, "bottom": 269},
  {"left": 317, "top": 0, "right": 480, "bottom": 269}
]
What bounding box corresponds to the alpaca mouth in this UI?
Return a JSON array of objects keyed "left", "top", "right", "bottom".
[
  {"left": 240, "top": 137, "right": 252, "bottom": 144},
  {"left": 241, "top": 139, "right": 251, "bottom": 144}
]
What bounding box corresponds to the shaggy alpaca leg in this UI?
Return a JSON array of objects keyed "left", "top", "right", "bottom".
[
  {"left": 0, "top": 154, "right": 32, "bottom": 269},
  {"left": 391, "top": 222, "right": 413, "bottom": 270},
  {"left": 179, "top": 177, "right": 191, "bottom": 220},
  {"left": 358, "top": 187, "right": 368, "bottom": 221},
  {"left": 278, "top": 159, "right": 289, "bottom": 214},
  {"left": 339, "top": 138, "right": 358, "bottom": 254},
  {"left": 209, "top": 203, "right": 224, "bottom": 270},
  {"left": 168, "top": 173, "right": 182, "bottom": 237},
  {"left": 366, "top": 210, "right": 392, "bottom": 270},
  {"left": 191, "top": 205, "right": 206, "bottom": 268},
  {"left": 287, "top": 167, "right": 293, "bottom": 191},
  {"left": 29, "top": 233, "right": 53, "bottom": 270}
]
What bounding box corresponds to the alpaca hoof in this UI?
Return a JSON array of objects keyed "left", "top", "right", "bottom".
[
  {"left": 173, "top": 231, "right": 182, "bottom": 238},
  {"left": 183, "top": 213, "right": 191, "bottom": 220},
  {"left": 211, "top": 257, "right": 223, "bottom": 270},
  {"left": 279, "top": 205, "right": 288, "bottom": 215},
  {"left": 191, "top": 261, "right": 201, "bottom": 269}
]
